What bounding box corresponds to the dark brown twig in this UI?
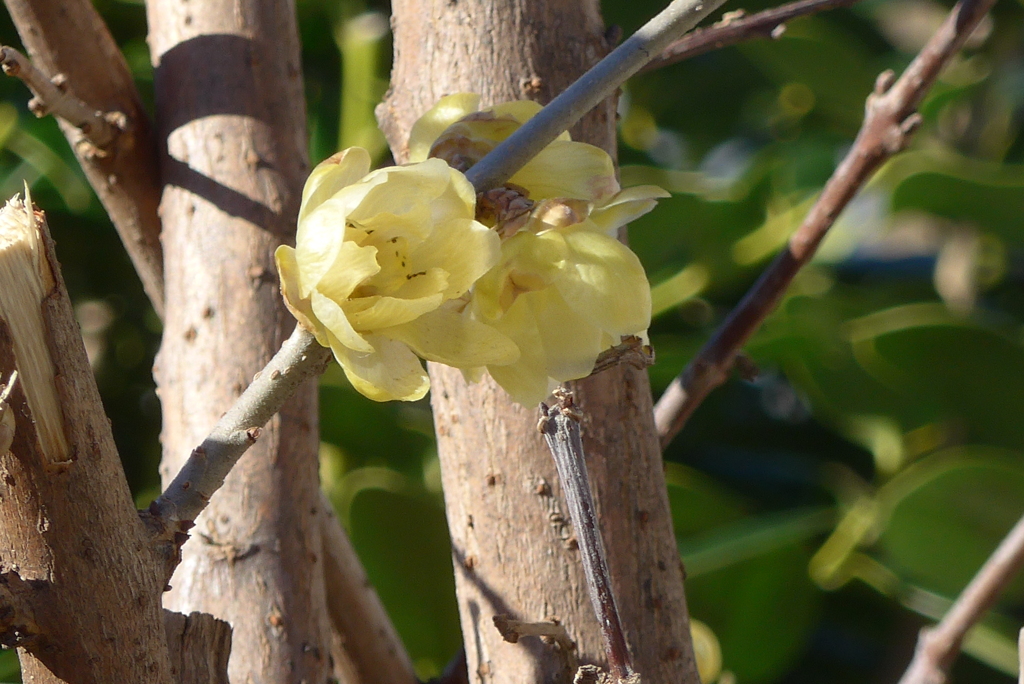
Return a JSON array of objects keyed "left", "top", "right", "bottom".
[
  {"left": 897, "top": 512, "right": 1024, "bottom": 684},
  {"left": 0, "top": 46, "right": 123, "bottom": 149},
  {"left": 641, "top": 0, "right": 864, "bottom": 74},
  {"left": 539, "top": 389, "right": 633, "bottom": 681},
  {"left": 653, "top": 0, "right": 996, "bottom": 448}
]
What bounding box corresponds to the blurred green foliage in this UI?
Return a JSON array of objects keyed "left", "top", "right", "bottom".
[{"left": 1, "top": 0, "right": 1023, "bottom": 680}]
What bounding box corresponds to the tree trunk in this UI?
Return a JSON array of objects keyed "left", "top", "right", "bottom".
[
  {"left": 379, "top": 3, "right": 700, "bottom": 683},
  {"left": 145, "top": 2, "right": 333, "bottom": 682},
  {"left": 0, "top": 199, "right": 173, "bottom": 684}
]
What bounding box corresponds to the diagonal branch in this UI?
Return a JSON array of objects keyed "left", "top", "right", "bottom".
[
  {"left": 3, "top": 0, "right": 165, "bottom": 317},
  {"left": 0, "top": 47, "right": 123, "bottom": 149},
  {"left": 652, "top": 0, "right": 997, "bottom": 448},
  {"left": 149, "top": 325, "right": 331, "bottom": 524},
  {"left": 897, "top": 512, "right": 1024, "bottom": 684},
  {"left": 641, "top": 0, "right": 864, "bottom": 74},
  {"left": 539, "top": 389, "right": 632, "bottom": 682},
  {"left": 464, "top": 0, "right": 731, "bottom": 194}
]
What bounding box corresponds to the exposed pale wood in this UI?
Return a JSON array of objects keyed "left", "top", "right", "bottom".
[
  {"left": 320, "top": 491, "right": 418, "bottom": 684},
  {"left": 379, "top": 3, "right": 699, "bottom": 681},
  {"left": 3, "top": 0, "right": 165, "bottom": 316},
  {"left": 0, "top": 198, "right": 174, "bottom": 683},
  {"left": 144, "top": 1, "right": 333, "bottom": 681},
  {"left": 163, "top": 610, "right": 232, "bottom": 684}
]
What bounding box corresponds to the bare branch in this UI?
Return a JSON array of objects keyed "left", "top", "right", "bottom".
[
  {"left": 539, "top": 388, "right": 633, "bottom": 681},
  {"left": 465, "top": 0, "right": 731, "bottom": 193},
  {"left": 0, "top": 46, "right": 123, "bottom": 149},
  {"left": 897, "top": 513, "right": 1024, "bottom": 684},
  {"left": 3, "top": 0, "right": 165, "bottom": 317},
  {"left": 149, "top": 326, "right": 331, "bottom": 524},
  {"left": 641, "top": 0, "right": 863, "bottom": 74},
  {"left": 0, "top": 570, "right": 43, "bottom": 650},
  {"left": 653, "top": 0, "right": 996, "bottom": 448},
  {"left": 320, "top": 492, "right": 418, "bottom": 684}
]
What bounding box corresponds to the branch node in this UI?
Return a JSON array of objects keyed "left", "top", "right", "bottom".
[{"left": 874, "top": 69, "right": 897, "bottom": 95}]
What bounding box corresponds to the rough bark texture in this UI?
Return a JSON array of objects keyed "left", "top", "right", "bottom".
[
  {"left": 164, "top": 611, "right": 232, "bottom": 684},
  {"left": 3, "top": 0, "right": 166, "bottom": 316},
  {"left": 379, "top": 3, "right": 699, "bottom": 683},
  {"left": 145, "top": 2, "right": 333, "bottom": 682},
  {"left": 0, "top": 200, "right": 173, "bottom": 684}
]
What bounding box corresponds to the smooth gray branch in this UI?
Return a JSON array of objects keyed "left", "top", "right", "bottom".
[
  {"left": 465, "top": 0, "right": 731, "bottom": 193},
  {"left": 653, "top": 0, "right": 997, "bottom": 448},
  {"left": 897, "top": 513, "right": 1024, "bottom": 684},
  {"left": 0, "top": 46, "right": 123, "bottom": 151},
  {"left": 150, "top": 326, "right": 331, "bottom": 523},
  {"left": 539, "top": 389, "right": 633, "bottom": 681}
]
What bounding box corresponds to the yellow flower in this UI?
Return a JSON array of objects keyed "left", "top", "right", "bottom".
[
  {"left": 472, "top": 195, "right": 665, "bottom": 406},
  {"left": 409, "top": 93, "right": 620, "bottom": 203},
  {"left": 276, "top": 147, "right": 518, "bottom": 402},
  {"left": 406, "top": 93, "right": 670, "bottom": 405}
]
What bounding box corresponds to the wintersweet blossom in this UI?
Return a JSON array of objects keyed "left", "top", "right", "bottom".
[
  {"left": 408, "top": 93, "right": 669, "bottom": 405},
  {"left": 276, "top": 147, "right": 518, "bottom": 402},
  {"left": 471, "top": 196, "right": 665, "bottom": 405}
]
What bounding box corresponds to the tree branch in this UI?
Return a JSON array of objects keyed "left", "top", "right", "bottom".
[
  {"left": 641, "top": 0, "right": 864, "bottom": 74},
  {"left": 652, "top": 0, "right": 996, "bottom": 448},
  {"left": 464, "top": 0, "right": 731, "bottom": 194},
  {"left": 3, "top": 0, "right": 165, "bottom": 317},
  {"left": 319, "top": 491, "right": 418, "bottom": 684},
  {"left": 0, "top": 46, "right": 124, "bottom": 149},
  {"left": 148, "top": 326, "right": 331, "bottom": 524},
  {"left": 896, "top": 512, "right": 1024, "bottom": 684},
  {"left": 539, "top": 389, "right": 632, "bottom": 681}
]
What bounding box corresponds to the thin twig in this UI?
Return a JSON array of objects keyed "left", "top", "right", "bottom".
[
  {"left": 465, "top": 0, "right": 731, "bottom": 193},
  {"left": 0, "top": 46, "right": 122, "bottom": 149},
  {"left": 653, "top": 0, "right": 996, "bottom": 448},
  {"left": 641, "top": 0, "right": 864, "bottom": 74},
  {"left": 539, "top": 389, "right": 633, "bottom": 681},
  {"left": 149, "top": 326, "right": 331, "bottom": 523},
  {"left": 897, "top": 512, "right": 1024, "bottom": 684},
  {"left": 492, "top": 614, "right": 578, "bottom": 654}
]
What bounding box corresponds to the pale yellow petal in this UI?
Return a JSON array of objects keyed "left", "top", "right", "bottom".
[
  {"left": 408, "top": 93, "right": 482, "bottom": 162},
  {"left": 410, "top": 218, "right": 501, "bottom": 298},
  {"left": 554, "top": 231, "right": 651, "bottom": 336},
  {"left": 527, "top": 288, "right": 605, "bottom": 381},
  {"left": 511, "top": 141, "right": 618, "bottom": 202},
  {"left": 349, "top": 160, "right": 472, "bottom": 245},
  {"left": 330, "top": 333, "right": 430, "bottom": 402},
  {"left": 299, "top": 147, "right": 372, "bottom": 223},
  {"left": 346, "top": 292, "right": 445, "bottom": 330},
  {"left": 275, "top": 245, "right": 327, "bottom": 345},
  {"left": 472, "top": 231, "right": 564, "bottom": 320},
  {"left": 488, "top": 100, "right": 570, "bottom": 141},
  {"left": 310, "top": 241, "right": 381, "bottom": 303},
  {"left": 485, "top": 298, "right": 552, "bottom": 405},
  {"left": 589, "top": 185, "right": 670, "bottom": 234},
  {"left": 310, "top": 290, "right": 374, "bottom": 353},
  {"left": 381, "top": 306, "right": 519, "bottom": 367}
]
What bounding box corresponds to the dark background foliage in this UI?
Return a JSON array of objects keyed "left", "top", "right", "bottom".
[{"left": 1, "top": 0, "right": 1023, "bottom": 680}]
